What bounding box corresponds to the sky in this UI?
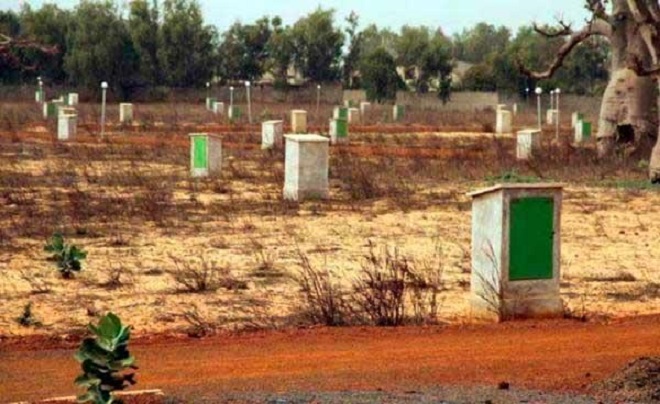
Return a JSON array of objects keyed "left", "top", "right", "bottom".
[{"left": 2, "top": 0, "right": 590, "bottom": 35}]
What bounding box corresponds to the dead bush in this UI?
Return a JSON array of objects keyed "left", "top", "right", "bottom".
[
  {"left": 295, "top": 247, "right": 350, "bottom": 326},
  {"left": 169, "top": 254, "right": 246, "bottom": 293}
]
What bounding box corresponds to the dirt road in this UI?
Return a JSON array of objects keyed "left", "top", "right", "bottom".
[{"left": 2, "top": 316, "right": 660, "bottom": 403}]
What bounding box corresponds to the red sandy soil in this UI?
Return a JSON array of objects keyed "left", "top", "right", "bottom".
[{"left": 2, "top": 316, "right": 659, "bottom": 403}]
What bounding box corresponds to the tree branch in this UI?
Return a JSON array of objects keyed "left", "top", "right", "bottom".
[
  {"left": 533, "top": 21, "right": 573, "bottom": 38},
  {"left": 518, "top": 24, "right": 599, "bottom": 79}
]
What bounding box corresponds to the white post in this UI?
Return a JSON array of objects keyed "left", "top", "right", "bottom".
[
  {"left": 316, "top": 84, "right": 321, "bottom": 115},
  {"left": 206, "top": 82, "right": 210, "bottom": 99},
  {"left": 230, "top": 86, "right": 234, "bottom": 109},
  {"left": 101, "top": 81, "right": 108, "bottom": 137},
  {"left": 535, "top": 87, "right": 543, "bottom": 130},
  {"left": 38, "top": 77, "right": 43, "bottom": 105},
  {"left": 525, "top": 87, "right": 529, "bottom": 102},
  {"left": 550, "top": 90, "right": 555, "bottom": 111},
  {"left": 555, "top": 88, "right": 561, "bottom": 140},
  {"left": 245, "top": 81, "right": 252, "bottom": 124}
]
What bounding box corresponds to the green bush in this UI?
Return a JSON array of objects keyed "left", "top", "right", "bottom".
[
  {"left": 44, "top": 233, "right": 87, "bottom": 279},
  {"left": 74, "top": 313, "right": 137, "bottom": 404}
]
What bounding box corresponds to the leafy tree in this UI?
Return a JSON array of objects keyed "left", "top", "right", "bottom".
[
  {"left": 360, "top": 24, "right": 398, "bottom": 58},
  {"left": 128, "top": 0, "right": 162, "bottom": 86},
  {"left": 19, "top": 4, "right": 71, "bottom": 83},
  {"left": 64, "top": 0, "right": 139, "bottom": 98},
  {"left": 421, "top": 31, "right": 453, "bottom": 101},
  {"left": 291, "top": 8, "right": 344, "bottom": 82},
  {"left": 266, "top": 16, "right": 294, "bottom": 87},
  {"left": 159, "top": 0, "right": 216, "bottom": 87},
  {"left": 343, "top": 11, "right": 362, "bottom": 88},
  {"left": 452, "top": 23, "right": 510, "bottom": 64},
  {"left": 360, "top": 48, "right": 403, "bottom": 102},
  {"left": 219, "top": 17, "right": 272, "bottom": 82}
]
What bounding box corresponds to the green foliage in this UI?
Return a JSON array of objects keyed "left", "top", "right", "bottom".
[
  {"left": 159, "top": 0, "right": 217, "bottom": 87},
  {"left": 219, "top": 17, "right": 272, "bottom": 82},
  {"left": 44, "top": 233, "right": 87, "bottom": 279},
  {"left": 64, "top": 0, "right": 139, "bottom": 98},
  {"left": 291, "top": 8, "right": 344, "bottom": 82},
  {"left": 342, "top": 11, "right": 362, "bottom": 89},
  {"left": 75, "top": 313, "right": 137, "bottom": 404},
  {"left": 17, "top": 302, "right": 42, "bottom": 327},
  {"left": 267, "top": 16, "right": 294, "bottom": 86},
  {"left": 360, "top": 48, "right": 402, "bottom": 102},
  {"left": 452, "top": 23, "right": 511, "bottom": 64},
  {"left": 486, "top": 169, "right": 541, "bottom": 184},
  {"left": 128, "top": 0, "right": 162, "bottom": 86}
]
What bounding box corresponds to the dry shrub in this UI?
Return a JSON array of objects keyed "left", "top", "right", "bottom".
[
  {"left": 295, "top": 247, "right": 350, "bottom": 326},
  {"left": 169, "top": 254, "right": 246, "bottom": 293},
  {"left": 295, "top": 240, "right": 445, "bottom": 327}
]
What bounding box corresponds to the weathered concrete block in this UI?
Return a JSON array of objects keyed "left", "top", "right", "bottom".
[
  {"left": 291, "top": 110, "right": 308, "bottom": 133},
  {"left": 496, "top": 104, "right": 507, "bottom": 111},
  {"left": 344, "top": 100, "right": 356, "bottom": 108},
  {"left": 119, "top": 103, "right": 133, "bottom": 124},
  {"left": 546, "top": 109, "right": 558, "bottom": 125},
  {"left": 228, "top": 105, "right": 241, "bottom": 120},
  {"left": 43, "top": 100, "right": 64, "bottom": 119},
  {"left": 57, "top": 111, "right": 77, "bottom": 141},
  {"left": 360, "top": 101, "right": 371, "bottom": 115},
  {"left": 348, "top": 108, "right": 360, "bottom": 124},
  {"left": 512, "top": 103, "right": 518, "bottom": 116},
  {"left": 516, "top": 129, "right": 541, "bottom": 160},
  {"left": 283, "top": 134, "right": 329, "bottom": 201},
  {"left": 68, "top": 93, "right": 79, "bottom": 106},
  {"left": 212, "top": 101, "right": 224, "bottom": 115},
  {"left": 262, "top": 120, "right": 284, "bottom": 149},
  {"left": 35, "top": 90, "right": 44, "bottom": 103},
  {"left": 333, "top": 106, "right": 348, "bottom": 120},
  {"left": 189, "top": 133, "right": 222, "bottom": 178},
  {"left": 468, "top": 184, "right": 564, "bottom": 321},
  {"left": 574, "top": 120, "right": 592, "bottom": 143},
  {"left": 329, "top": 118, "right": 348, "bottom": 144},
  {"left": 571, "top": 112, "right": 584, "bottom": 129},
  {"left": 393, "top": 104, "right": 404, "bottom": 121},
  {"left": 206, "top": 97, "right": 216, "bottom": 111},
  {"left": 496, "top": 110, "right": 512, "bottom": 134}
]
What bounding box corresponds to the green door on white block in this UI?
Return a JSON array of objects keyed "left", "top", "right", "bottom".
[
  {"left": 193, "top": 137, "right": 208, "bottom": 169},
  {"left": 509, "top": 197, "right": 554, "bottom": 281}
]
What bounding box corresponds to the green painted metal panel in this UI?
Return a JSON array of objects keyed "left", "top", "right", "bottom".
[
  {"left": 193, "top": 136, "right": 208, "bottom": 169},
  {"left": 582, "top": 121, "right": 592, "bottom": 139},
  {"left": 509, "top": 197, "right": 554, "bottom": 281},
  {"left": 336, "top": 119, "right": 348, "bottom": 137},
  {"left": 338, "top": 107, "right": 348, "bottom": 120},
  {"left": 395, "top": 105, "right": 405, "bottom": 120},
  {"left": 47, "top": 102, "right": 57, "bottom": 117}
]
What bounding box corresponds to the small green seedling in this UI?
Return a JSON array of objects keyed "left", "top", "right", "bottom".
[
  {"left": 44, "top": 233, "right": 87, "bottom": 279},
  {"left": 74, "top": 313, "right": 137, "bottom": 404}
]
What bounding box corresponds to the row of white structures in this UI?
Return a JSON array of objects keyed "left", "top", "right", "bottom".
[{"left": 496, "top": 105, "right": 593, "bottom": 160}]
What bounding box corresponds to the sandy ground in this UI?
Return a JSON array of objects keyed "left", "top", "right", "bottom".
[{"left": 1, "top": 177, "right": 660, "bottom": 338}]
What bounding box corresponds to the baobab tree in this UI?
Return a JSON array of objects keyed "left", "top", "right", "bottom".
[{"left": 523, "top": 0, "right": 660, "bottom": 180}]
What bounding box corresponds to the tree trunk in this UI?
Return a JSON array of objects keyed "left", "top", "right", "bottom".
[{"left": 597, "top": 0, "right": 658, "bottom": 158}]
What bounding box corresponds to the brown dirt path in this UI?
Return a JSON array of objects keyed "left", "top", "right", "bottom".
[{"left": 2, "top": 316, "right": 660, "bottom": 402}]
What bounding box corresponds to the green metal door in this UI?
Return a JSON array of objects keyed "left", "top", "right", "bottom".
[
  {"left": 582, "top": 122, "right": 592, "bottom": 139},
  {"left": 339, "top": 107, "right": 348, "bottom": 120},
  {"left": 337, "top": 119, "right": 348, "bottom": 137},
  {"left": 193, "top": 137, "right": 208, "bottom": 169},
  {"left": 509, "top": 197, "right": 554, "bottom": 281}
]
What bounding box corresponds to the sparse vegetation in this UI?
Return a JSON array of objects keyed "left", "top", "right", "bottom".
[{"left": 44, "top": 233, "right": 88, "bottom": 279}]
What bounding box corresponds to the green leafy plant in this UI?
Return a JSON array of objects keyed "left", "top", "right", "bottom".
[
  {"left": 74, "top": 313, "right": 137, "bottom": 404},
  {"left": 44, "top": 233, "right": 87, "bottom": 279}
]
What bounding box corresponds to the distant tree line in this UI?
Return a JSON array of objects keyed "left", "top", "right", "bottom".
[{"left": 0, "top": 1, "right": 609, "bottom": 101}]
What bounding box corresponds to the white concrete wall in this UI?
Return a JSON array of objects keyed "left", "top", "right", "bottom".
[{"left": 262, "top": 120, "right": 284, "bottom": 149}]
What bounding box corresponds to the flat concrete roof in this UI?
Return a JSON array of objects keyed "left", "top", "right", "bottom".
[
  {"left": 284, "top": 134, "right": 329, "bottom": 143},
  {"left": 468, "top": 183, "right": 564, "bottom": 198}
]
